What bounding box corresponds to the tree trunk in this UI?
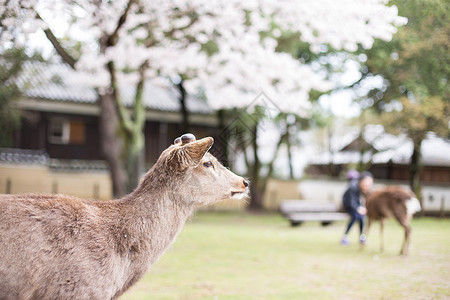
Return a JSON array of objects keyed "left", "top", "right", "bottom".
[
  {"left": 98, "top": 93, "right": 127, "bottom": 198},
  {"left": 249, "top": 184, "right": 264, "bottom": 211},
  {"left": 123, "top": 72, "right": 147, "bottom": 194},
  {"left": 125, "top": 135, "right": 145, "bottom": 193},
  {"left": 263, "top": 131, "right": 287, "bottom": 191},
  {"left": 216, "top": 109, "right": 229, "bottom": 166},
  {"left": 286, "top": 131, "right": 294, "bottom": 180},
  {"left": 327, "top": 121, "right": 338, "bottom": 176},
  {"left": 176, "top": 80, "right": 190, "bottom": 132},
  {"left": 409, "top": 139, "right": 423, "bottom": 204},
  {"left": 248, "top": 122, "right": 263, "bottom": 211},
  {"left": 105, "top": 60, "right": 147, "bottom": 195}
]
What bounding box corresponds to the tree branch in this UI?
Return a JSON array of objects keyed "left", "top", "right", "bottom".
[
  {"left": 175, "top": 79, "right": 190, "bottom": 130},
  {"left": 106, "top": 0, "right": 136, "bottom": 47},
  {"left": 133, "top": 60, "right": 148, "bottom": 133},
  {"left": 35, "top": 12, "right": 77, "bottom": 69},
  {"left": 262, "top": 131, "right": 288, "bottom": 192},
  {"left": 106, "top": 61, "right": 133, "bottom": 134},
  {"left": 163, "top": 13, "right": 198, "bottom": 38}
]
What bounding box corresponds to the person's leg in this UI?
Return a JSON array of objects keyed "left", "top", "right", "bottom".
[
  {"left": 358, "top": 214, "right": 366, "bottom": 245},
  {"left": 358, "top": 214, "right": 364, "bottom": 235},
  {"left": 341, "top": 213, "right": 356, "bottom": 245},
  {"left": 345, "top": 214, "right": 356, "bottom": 235}
]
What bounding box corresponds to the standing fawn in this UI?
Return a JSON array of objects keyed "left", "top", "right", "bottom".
[
  {"left": 364, "top": 186, "right": 421, "bottom": 256},
  {"left": 0, "top": 134, "right": 249, "bottom": 299}
]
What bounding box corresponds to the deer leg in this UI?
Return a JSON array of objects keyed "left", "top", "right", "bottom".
[
  {"left": 393, "top": 207, "right": 412, "bottom": 256},
  {"left": 399, "top": 220, "right": 411, "bottom": 256},
  {"left": 361, "top": 218, "right": 372, "bottom": 250},
  {"left": 379, "top": 219, "right": 385, "bottom": 253},
  {"left": 365, "top": 218, "right": 372, "bottom": 237}
]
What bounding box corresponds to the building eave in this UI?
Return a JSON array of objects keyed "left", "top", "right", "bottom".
[{"left": 16, "top": 97, "right": 218, "bottom": 126}]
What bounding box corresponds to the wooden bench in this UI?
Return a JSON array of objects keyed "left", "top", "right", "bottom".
[{"left": 280, "top": 200, "right": 348, "bottom": 227}]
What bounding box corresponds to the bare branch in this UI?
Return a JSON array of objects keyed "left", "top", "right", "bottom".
[
  {"left": 106, "top": 61, "right": 133, "bottom": 134},
  {"left": 132, "top": 60, "right": 148, "bottom": 133},
  {"left": 106, "top": 0, "right": 136, "bottom": 47},
  {"left": 35, "top": 12, "right": 77, "bottom": 69},
  {"left": 163, "top": 13, "right": 199, "bottom": 38}
]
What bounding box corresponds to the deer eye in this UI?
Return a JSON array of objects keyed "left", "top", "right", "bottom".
[{"left": 203, "top": 161, "right": 213, "bottom": 168}]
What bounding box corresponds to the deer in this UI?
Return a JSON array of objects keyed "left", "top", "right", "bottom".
[
  {"left": 364, "top": 186, "right": 421, "bottom": 256},
  {"left": 0, "top": 133, "right": 249, "bottom": 300}
]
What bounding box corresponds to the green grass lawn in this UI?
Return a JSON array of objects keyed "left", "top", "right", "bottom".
[{"left": 121, "top": 212, "right": 450, "bottom": 300}]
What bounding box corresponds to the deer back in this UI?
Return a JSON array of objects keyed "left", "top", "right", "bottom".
[{"left": 366, "top": 186, "right": 415, "bottom": 220}]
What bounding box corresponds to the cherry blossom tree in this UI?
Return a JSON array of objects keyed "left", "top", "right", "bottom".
[{"left": 1, "top": 0, "right": 406, "bottom": 201}]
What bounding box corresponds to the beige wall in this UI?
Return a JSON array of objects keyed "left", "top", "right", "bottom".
[
  {"left": 202, "top": 198, "right": 248, "bottom": 211},
  {"left": 0, "top": 164, "right": 112, "bottom": 200},
  {"left": 204, "top": 179, "right": 302, "bottom": 211},
  {"left": 263, "top": 179, "right": 301, "bottom": 211}
]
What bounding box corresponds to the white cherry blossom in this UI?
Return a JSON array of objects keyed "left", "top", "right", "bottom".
[{"left": 0, "top": 0, "right": 406, "bottom": 115}]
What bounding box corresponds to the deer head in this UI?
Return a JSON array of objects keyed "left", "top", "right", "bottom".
[{"left": 155, "top": 133, "right": 249, "bottom": 207}]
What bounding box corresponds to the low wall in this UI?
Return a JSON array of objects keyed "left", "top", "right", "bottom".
[
  {"left": 298, "top": 179, "right": 450, "bottom": 214},
  {"left": 202, "top": 198, "right": 248, "bottom": 211},
  {"left": 0, "top": 163, "right": 112, "bottom": 200},
  {"left": 263, "top": 178, "right": 302, "bottom": 211}
]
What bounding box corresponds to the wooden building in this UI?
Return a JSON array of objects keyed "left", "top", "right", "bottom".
[
  {"left": 306, "top": 124, "right": 450, "bottom": 184},
  {"left": 10, "top": 61, "right": 220, "bottom": 167}
]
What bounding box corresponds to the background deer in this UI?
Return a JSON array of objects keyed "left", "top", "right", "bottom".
[
  {"left": 0, "top": 134, "right": 249, "bottom": 300},
  {"left": 364, "top": 186, "right": 421, "bottom": 256}
]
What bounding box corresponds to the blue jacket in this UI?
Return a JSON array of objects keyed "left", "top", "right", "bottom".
[{"left": 342, "top": 179, "right": 361, "bottom": 214}]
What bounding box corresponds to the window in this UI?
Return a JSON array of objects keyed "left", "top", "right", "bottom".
[
  {"left": 68, "top": 121, "right": 85, "bottom": 144},
  {"left": 48, "top": 118, "right": 85, "bottom": 144}
]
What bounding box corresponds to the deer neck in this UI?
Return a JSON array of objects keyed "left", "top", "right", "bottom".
[{"left": 117, "top": 173, "right": 195, "bottom": 266}]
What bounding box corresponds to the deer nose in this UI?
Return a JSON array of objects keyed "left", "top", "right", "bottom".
[{"left": 243, "top": 180, "right": 249, "bottom": 188}]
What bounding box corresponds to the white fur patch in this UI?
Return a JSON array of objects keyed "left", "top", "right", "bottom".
[
  {"left": 231, "top": 192, "right": 246, "bottom": 200},
  {"left": 406, "top": 197, "right": 421, "bottom": 215}
]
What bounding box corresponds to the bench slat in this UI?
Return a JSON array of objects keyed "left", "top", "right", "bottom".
[
  {"left": 287, "top": 212, "right": 348, "bottom": 222},
  {"left": 280, "top": 200, "right": 341, "bottom": 215}
]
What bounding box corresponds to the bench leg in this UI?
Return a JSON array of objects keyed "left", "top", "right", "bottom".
[{"left": 290, "top": 220, "right": 303, "bottom": 227}]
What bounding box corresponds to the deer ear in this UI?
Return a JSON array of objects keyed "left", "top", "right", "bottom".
[{"left": 178, "top": 137, "right": 214, "bottom": 167}]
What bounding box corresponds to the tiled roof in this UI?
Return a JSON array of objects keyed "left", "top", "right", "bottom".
[
  {"left": 17, "top": 62, "right": 98, "bottom": 103},
  {"left": 17, "top": 61, "right": 212, "bottom": 114},
  {"left": 309, "top": 125, "right": 450, "bottom": 167},
  {"left": 0, "top": 148, "right": 49, "bottom": 165},
  {"left": 0, "top": 148, "right": 109, "bottom": 171},
  {"left": 48, "top": 159, "right": 109, "bottom": 172}
]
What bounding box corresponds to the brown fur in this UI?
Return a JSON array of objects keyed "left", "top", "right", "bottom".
[
  {"left": 0, "top": 136, "right": 248, "bottom": 299},
  {"left": 365, "top": 186, "right": 417, "bottom": 255}
]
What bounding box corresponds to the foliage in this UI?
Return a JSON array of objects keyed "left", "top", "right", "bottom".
[
  {"left": 355, "top": 0, "right": 450, "bottom": 197},
  {"left": 0, "top": 48, "right": 33, "bottom": 147},
  {"left": 361, "top": 0, "right": 449, "bottom": 109},
  {"left": 357, "top": 0, "right": 449, "bottom": 117},
  {"left": 381, "top": 96, "right": 449, "bottom": 143}
]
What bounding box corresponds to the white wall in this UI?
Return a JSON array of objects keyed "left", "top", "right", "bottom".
[{"left": 298, "top": 179, "right": 450, "bottom": 213}]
